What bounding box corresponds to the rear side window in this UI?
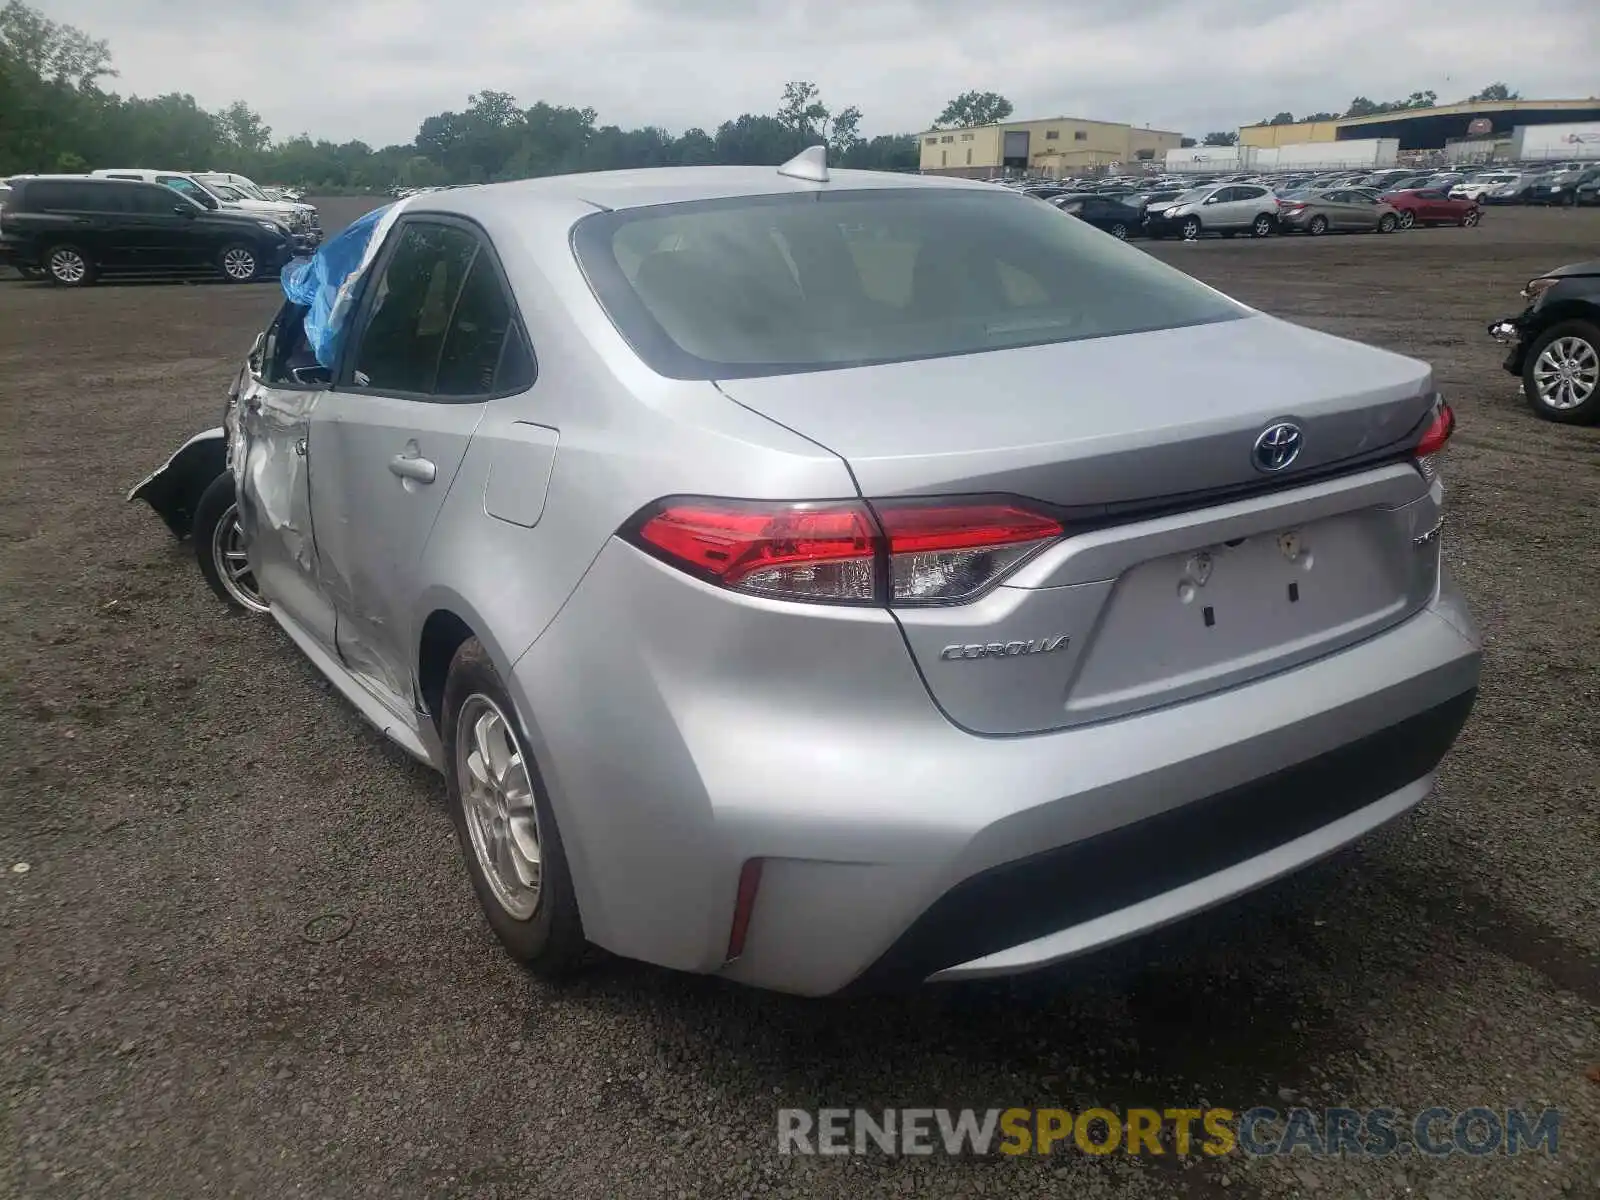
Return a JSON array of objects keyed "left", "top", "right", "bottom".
[
  {"left": 435, "top": 251, "right": 521, "bottom": 395},
  {"left": 572, "top": 188, "right": 1242, "bottom": 380},
  {"left": 21, "top": 181, "right": 122, "bottom": 212},
  {"left": 349, "top": 220, "right": 533, "bottom": 398}
]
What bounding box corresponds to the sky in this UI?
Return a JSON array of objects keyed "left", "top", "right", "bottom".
[{"left": 39, "top": 0, "right": 1600, "bottom": 146}]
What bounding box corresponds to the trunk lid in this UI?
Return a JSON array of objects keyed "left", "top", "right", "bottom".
[
  {"left": 716, "top": 314, "right": 1433, "bottom": 508},
  {"left": 720, "top": 315, "right": 1442, "bottom": 735}
]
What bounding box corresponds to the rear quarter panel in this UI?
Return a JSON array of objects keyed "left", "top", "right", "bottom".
[{"left": 411, "top": 199, "right": 859, "bottom": 684}]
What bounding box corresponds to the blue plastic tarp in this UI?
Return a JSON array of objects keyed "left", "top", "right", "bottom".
[{"left": 280, "top": 202, "right": 395, "bottom": 369}]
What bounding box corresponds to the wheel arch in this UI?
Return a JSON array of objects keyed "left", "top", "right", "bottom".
[
  {"left": 128, "top": 429, "right": 228, "bottom": 539},
  {"left": 413, "top": 585, "right": 532, "bottom": 730}
]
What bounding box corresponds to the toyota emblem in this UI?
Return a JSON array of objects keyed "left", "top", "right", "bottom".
[{"left": 1253, "top": 422, "right": 1303, "bottom": 473}]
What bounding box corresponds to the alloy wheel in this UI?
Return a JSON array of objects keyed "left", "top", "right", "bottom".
[
  {"left": 222, "top": 248, "right": 256, "bottom": 280},
  {"left": 49, "top": 248, "right": 86, "bottom": 284},
  {"left": 1462, "top": 209, "right": 1481, "bottom": 227},
  {"left": 1533, "top": 336, "right": 1598, "bottom": 411},
  {"left": 211, "top": 503, "right": 268, "bottom": 611},
  {"left": 1253, "top": 215, "right": 1272, "bottom": 237},
  {"left": 1399, "top": 211, "right": 1415, "bottom": 229},
  {"left": 456, "top": 695, "right": 543, "bottom": 920},
  {"left": 1111, "top": 223, "right": 1128, "bottom": 240}
]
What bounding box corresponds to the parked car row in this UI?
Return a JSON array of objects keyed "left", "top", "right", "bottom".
[
  {"left": 0, "top": 169, "right": 322, "bottom": 286},
  {"left": 1041, "top": 178, "right": 1479, "bottom": 241}
]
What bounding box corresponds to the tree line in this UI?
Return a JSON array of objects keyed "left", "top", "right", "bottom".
[
  {"left": 0, "top": 3, "right": 950, "bottom": 188},
  {"left": 1252, "top": 83, "right": 1523, "bottom": 127}
]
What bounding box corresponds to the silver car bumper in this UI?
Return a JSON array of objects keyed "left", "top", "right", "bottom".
[{"left": 510, "top": 539, "right": 1481, "bottom": 996}]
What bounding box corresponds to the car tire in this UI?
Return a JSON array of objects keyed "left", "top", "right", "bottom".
[
  {"left": 218, "top": 243, "right": 260, "bottom": 283},
  {"left": 192, "top": 473, "right": 268, "bottom": 613},
  {"left": 44, "top": 244, "right": 95, "bottom": 287},
  {"left": 1398, "top": 211, "right": 1416, "bottom": 229},
  {"left": 441, "top": 637, "right": 588, "bottom": 976},
  {"left": 1251, "top": 213, "right": 1274, "bottom": 237},
  {"left": 1522, "top": 320, "right": 1600, "bottom": 425},
  {"left": 1378, "top": 213, "right": 1398, "bottom": 233},
  {"left": 1181, "top": 216, "right": 1201, "bottom": 240},
  {"left": 1461, "top": 209, "right": 1481, "bottom": 227},
  {"left": 1110, "top": 222, "right": 1129, "bottom": 240},
  {"left": 1308, "top": 215, "right": 1329, "bottom": 235}
]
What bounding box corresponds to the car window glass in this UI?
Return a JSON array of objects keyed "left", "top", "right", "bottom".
[
  {"left": 158, "top": 177, "right": 207, "bottom": 201},
  {"left": 434, "top": 250, "right": 520, "bottom": 396},
  {"left": 1236, "top": 187, "right": 1265, "bottom": 200},
  {"left": 129, "top": 185, "right": 181, "bottom": 215},
  {"left": 578, "top": 189, "right": 1242, "bottom": 379},
  {"left": 495, "top": 326, "right": 535, "bottom": 392},
  {"left": 27, "top": 181, "right": 116, "bottom": 212},
  {"left": 350, "top": 222, "right": 479, "bottom": 394}
]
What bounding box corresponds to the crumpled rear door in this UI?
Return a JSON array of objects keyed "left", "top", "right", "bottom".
[{"left": 233, "top": 336, "right": 338, "bottom": 649}]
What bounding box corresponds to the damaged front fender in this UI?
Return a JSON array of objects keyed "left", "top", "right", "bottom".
[{"left": 127, "top": 428, "right": 228, "bottom": 539}]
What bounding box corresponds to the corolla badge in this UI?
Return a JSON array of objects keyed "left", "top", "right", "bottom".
[
  {"left": 940, "top": 636, "right": 1070, "bottom": 661},
  {"left": 1252, "top": 422, "right": 1303, "bottom": 473}
]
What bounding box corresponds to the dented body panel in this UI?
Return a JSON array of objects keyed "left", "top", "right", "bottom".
[{"left": 128, "top": 427, "right": 226, "bottom": 538}]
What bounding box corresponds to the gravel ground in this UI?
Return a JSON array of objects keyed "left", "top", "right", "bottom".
[{"left": 1, "top": 201, "right": 1596, "bottom": 1199}]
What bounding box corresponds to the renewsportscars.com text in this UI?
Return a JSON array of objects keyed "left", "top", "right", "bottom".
[{"left": 777, "top": 1106, "right": 1562, "bottom": 1158}]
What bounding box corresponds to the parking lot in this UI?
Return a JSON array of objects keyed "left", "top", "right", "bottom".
[{"left": 1, "top": 199, "right": 1596, "bottom": 1199}]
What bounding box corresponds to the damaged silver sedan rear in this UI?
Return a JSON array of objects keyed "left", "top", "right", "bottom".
[{"left": 137, "top": 151, "right": 1481, "bottom": 995}]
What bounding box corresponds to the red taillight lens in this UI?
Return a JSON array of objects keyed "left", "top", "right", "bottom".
[
  {"left": 1414, "top": 400, "right": 1455, "bottom": 483},
  {"left": 633, "top": 499, "right": 877, "bottom": 602},
  {"left": 626, "top": 497, "right": 1064, "bottom": 606},
  {"left": 874, "top": 502, "right": 1063, "bottom": 605},
  {"left": 1415, "top": 401, "right": 1455, "bottom": 458}
]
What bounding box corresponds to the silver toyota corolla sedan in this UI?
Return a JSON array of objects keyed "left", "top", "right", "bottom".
[{"left": 221, "top": 149, "right": 1480, "bottom": 995}]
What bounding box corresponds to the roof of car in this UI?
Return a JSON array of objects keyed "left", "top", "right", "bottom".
[
  {"left": 14, "top": 174, "right": 128, "bottom": 184},
  {"left": 410, "top": 164, "right": 995, "bottom": 219}
]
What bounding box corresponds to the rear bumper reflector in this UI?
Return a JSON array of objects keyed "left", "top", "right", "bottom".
[{"left": 725, "top": 858, "right": 765, "bottom": 963}]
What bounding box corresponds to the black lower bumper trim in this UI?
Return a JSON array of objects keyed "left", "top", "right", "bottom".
[{"left": 841, "top": 689, "right": 1477, "bottom": 994}]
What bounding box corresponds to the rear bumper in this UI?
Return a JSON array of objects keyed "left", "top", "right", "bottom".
[
  {"left": 510, "top": 541, "right": 1482, "bottom": 996},
  {"left": 849, "top": 689, "right": 1471, "bottom": 991}
]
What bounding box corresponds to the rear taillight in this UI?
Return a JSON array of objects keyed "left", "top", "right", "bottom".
[
  {"left": 626, "top": 497, "right": 1063, "bottom": 607},
  {"left": 631, "top": 499, "right": 877, "bottom": 602},
  {"left": 875, "top": 502, "right": 1062, "bottom": 605},
  {"left": 1414, "top": 399, "right": 1455, "bottom": 482}
]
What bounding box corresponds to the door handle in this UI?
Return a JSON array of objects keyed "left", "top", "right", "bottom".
[{"left": 388, "top": 454, "right": 437, "bottom": 484}]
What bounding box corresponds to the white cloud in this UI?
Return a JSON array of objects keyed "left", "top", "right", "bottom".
[{"left": 37, "top": 0, "right": 1600, "bottom": 145}]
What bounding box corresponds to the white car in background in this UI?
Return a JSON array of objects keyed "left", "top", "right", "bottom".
[{"left": 1451, "top": 172, "right": 1520, "bottom": 202}]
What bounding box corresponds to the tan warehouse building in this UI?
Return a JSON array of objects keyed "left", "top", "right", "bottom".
[{"left": 918, "top": 116, "right": 1184, "bottom": 178}]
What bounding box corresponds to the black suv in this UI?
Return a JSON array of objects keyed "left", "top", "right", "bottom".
[{"left": 0, "top": 175, "right": 293, "bottom": 287}]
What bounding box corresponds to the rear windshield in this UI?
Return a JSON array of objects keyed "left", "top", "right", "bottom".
[{"left": 571, "top": 188, "right": 1243, "bottom": 380}]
